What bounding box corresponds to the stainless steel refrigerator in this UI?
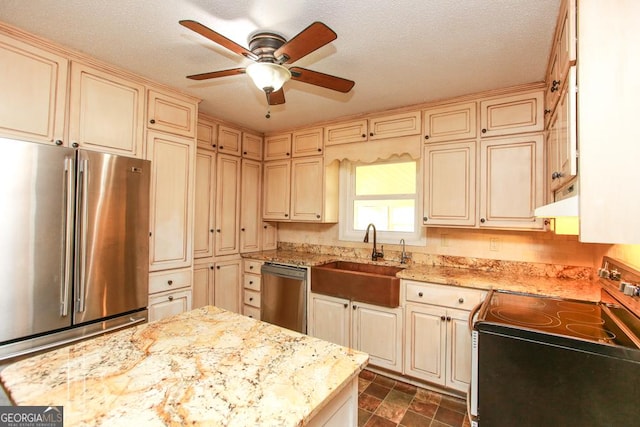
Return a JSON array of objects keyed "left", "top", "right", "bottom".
[{"left": 0, "top": 137, "right": 150, "bottom": 361}]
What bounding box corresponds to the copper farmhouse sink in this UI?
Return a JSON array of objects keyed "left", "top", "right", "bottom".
[{"left": 310, "top": 261, "right": 402, "bottom": 307}]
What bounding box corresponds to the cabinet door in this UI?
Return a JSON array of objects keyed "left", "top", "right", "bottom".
[
  {"left": 148, "top": 289, "right": 192, "bottom": 322},
  {"left": 69, "top": 62, "right": 145, "bottom": 157},
  {"left": 290, "top": 157, "right": 323, "bottom": 221},
  {"left": 215, "top": 154, "right": 241, "bottom": 256},
  {"left": 557, "top": 66, "right": 577, "bottom": 185},
  {"left": 324, "top": 120, "right": 368, "bottom": 145},
  {"left": 352, "top": 302, "right": 403, "bottom": 372},
  {"left": 405, "top": 304, "right": 447, "bottom": 385},
  {"left": 194, "top": 149, "right": 215, "bottom": 258},
  {"left": 264, "top": 133, "right": 292, "bottom": 161},
  {"left": 240, "top": 159, "right": 262, "bottom": 253},
  {"left": 217, "top": 125, "right": 242, "bottom": 156},
  {"left": 309, "top": 293, "right": 350, "bottom": 348},
  {"left": 214, "top": 259, "right": 241, "bottom": 313},
  {"left": 446, "top": 308, "right": 473, "bottom": 393},
  {"left": 369, "top": 111, "right": 421, "bottom": 140},
  {"left": 480, "top": 91, "right": 544, "bottom": 138},
  {"left": 423, "top": 141, "right": 476, "bottom": 226},
  {"left": 242, "top": 132, "right": 263, "bottom": 160},
  {"left": 197, "top": 118, "right": 217, "bottom": 150},
  {"left": 263, "top": 160, "right": 291, "bottom": 220},
  {"left": 292, "top": 127, "right": 323, "bottom": 157},
  {"left": 262, "top": 222, "right": 278, "bottom": 250},
  {"left": 147, "top": 131, "right": 195, "bottom": 271},
  {"left": 479, "top": 134, "right": 544, "bottom": 230},
  {"left": 547, "top": 110, "right": 562, "bottom": 195},
  {"left": 423, "top": 102, "right": 477, "bottom": 143},
  {"left": 0, "top": 32, "right": 68, "bottom": 144},
  {"left": 193, "top": 263, "right": 213, "bottom": 309},
  {"left": 147, "top": 89, "right": 196, "bottom": 138}
]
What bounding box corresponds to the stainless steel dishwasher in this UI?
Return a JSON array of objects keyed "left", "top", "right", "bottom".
[{"left": 260, "top": 263, "right": 307, "bottom": 334}]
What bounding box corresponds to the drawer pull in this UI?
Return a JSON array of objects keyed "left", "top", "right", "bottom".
[
  {"left": 168, "top": 296, "right": 174, "bottom": 301},
  {"left": 249, "top": 280, "right": 253, "bottom": 285},
  {"left": 249, "top": 297, "right": 253, "bottom": 301},
  {"left": 458, "top": 298, "right": 464, "bottom": 303},
  {"left": 446, "top": 316, "right": 452, "bottom": 322},
  {"left": 440, "top": 315, "right": 446, "bottom": 321},
  {"left": 418, "top": 292, "right": 424, "bottom": 297},
  {"left": 167, "top": 280, "right": 173, "bottom": 286},
  {"left": 249, "top": 265, "right": 254, "bottom": 270}
]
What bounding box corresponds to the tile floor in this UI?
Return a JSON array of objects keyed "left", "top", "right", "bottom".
[{"left": 358, "top": 370, "right": 471, "bottom": 427}]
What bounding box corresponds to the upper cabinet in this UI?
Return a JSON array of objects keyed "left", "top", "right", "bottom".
[
  {"left": 292, "top": 127, "right": 324, "bottom": 157},
  {"left": 479, "top": 91, "right": 544, "bottom": 138},
  {"left": 217, "top": 125, "right": 242, "bottom": 156},
  {"left": 197, "top": 116, "right": 217, "bottom": 150},
  {"left": 0, "top": 32, "right": 68, "bottom": 145},
  {"left": 324, "top": 111, "right": 421, "bottom": 146},
  {"left": 264, "top": 133, "right": 292, "bottom": 161},
  {"left": 69, "top": 61, "right": 145, "bottom": 158},
  {"left": 423, "top": 102, "right": 477, "bottom": 143},
  {"left": 147, "top": 89, "right": 197, "bottom": 138},
  {"left": 242, "top": 132, "right": 263, "bottom": 160}
]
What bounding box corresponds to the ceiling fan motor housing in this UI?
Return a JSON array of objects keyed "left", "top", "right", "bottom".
[{"left": 248, "top": 32, "right": 287, "bottom": 63}]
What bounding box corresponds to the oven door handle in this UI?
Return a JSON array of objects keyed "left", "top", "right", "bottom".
[{"left": 468, "top": 300, "right": 484, "bottom": 332}]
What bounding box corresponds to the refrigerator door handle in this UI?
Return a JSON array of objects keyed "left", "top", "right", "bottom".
[
  {"left": 75, "top": 158, "right": 89, "bottom": 313},
  {"left": 61, "top": 156, "right": 75, "bottom": 317}
]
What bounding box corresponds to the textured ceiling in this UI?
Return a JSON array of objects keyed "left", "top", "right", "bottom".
[{"left": 0, "top": 0, "right": 560, "bottom": 133}]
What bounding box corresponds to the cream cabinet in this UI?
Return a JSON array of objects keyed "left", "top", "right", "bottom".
[
  {"left": 479, "top": 134, "right": 545, "bottom": 230},
  {"left": 193, "top": 262, "right": 213, "bottom": 309},
  {"left": 214, "top": 257, "right": 242, "bottom": 313},
  {"left": 290, "top": 157, "right": 325, "bottom": 222},
  {"left": 292, "top": 127, "right": 324, "bottom": 157},
  {"left": 240, "top": 159, "right": 262, "bottom": 253},
  {"left": 147, "top": 89, "right": 196, "bottom": 138},
  {"left": 264, "top": 133, "right": 292, "bottom": 160},
  {"left": 324, "top": 111, "right": 421, "bottom": 146},
  {"left": 548, "top": 66, "right": 577, "bottom": 193},
  {"left": 194, "top": 148, "right": 216, "bottom": 259},
  {"left": 545, "top": 0, "right": 576, "bottom": 116},
  {"left": 242, "top": 260, "right": 262, "bottom": 319},
  {"left": 197, "top": 116, "right": 217, "bottom": 150},
  {"left": 262, "top": 222, "right": 278, "bottom": 250},
  {"left": 148, "top": 268, "right": 193, "bottom": 322},
  {"left": 217, "top": 125, "right": 242, "bottom": 156},
  {"left": 147, "top": 130, "right": 195, "bottom": 271},
  {"left": 423, "top": 141, "right": 476, "bottom": 227},
  {"left": 215, "top": 154, "right": 241, "bottom": 256},
  {"left": 69, "top": 61, "right": 145, "bottom": 157},
  {"left": 479, "top": 91, "right": 544, "bottom": 138},
  {"left": 423, "top": 102, "right": 477, "bottom": 143},
  {"left": 309, "top": 293, "right": 403, "bottom": 372},
  {"left": 403, "top": 280, "right": 485, "bottom": 393},
  {"left": 0, "top": 31, "right": 68, "bottom": 145},
  {"left": 262, "top": 160, "right": 291, "bottom": 220},
  {"left": 242, "top": 132, "right": 263, "bottom": 160}
]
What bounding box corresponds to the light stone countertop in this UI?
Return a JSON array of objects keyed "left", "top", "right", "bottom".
[
  {"left": 0, "top": 306, "right": 369, "bottom": 426},
  {"left": 245, "top": 250, "right": 602, "bottom": 302}
]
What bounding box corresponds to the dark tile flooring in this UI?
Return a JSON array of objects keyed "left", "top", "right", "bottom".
[{"left": 358, "top": 370, "right": 471, "bottom": 427}]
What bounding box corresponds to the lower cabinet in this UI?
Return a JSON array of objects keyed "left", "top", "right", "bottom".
[
  {"left": 243, "top": 259, "right": 263, "bottom": 320},
  {"left": 148, "top": 268, "right": 193, "bottom": 322},
  {"left": 309, "top": 293, "right": 403, "bottom": 372},
  {"left": 192, "top": 257, "right": 242, "bottom": 313},
  {"left": 403, "top": 280, "right": 486, "bottom": 393}
]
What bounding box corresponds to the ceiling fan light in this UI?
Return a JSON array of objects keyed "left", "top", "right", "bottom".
[{"left": 246, "top": 62, "right": 291, "bottom": 92}]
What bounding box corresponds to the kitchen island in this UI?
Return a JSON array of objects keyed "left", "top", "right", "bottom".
[{"left": 0, "top": 306, "right": 369, "bottom": 426}]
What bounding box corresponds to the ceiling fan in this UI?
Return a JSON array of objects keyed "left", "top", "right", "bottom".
[{"left": 179, "top": 20, "right": 355, "bottom": 106}]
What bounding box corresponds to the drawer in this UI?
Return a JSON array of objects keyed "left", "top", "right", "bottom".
[
  {"left": 244, "top": 260, "right": 263, "bottom": 274},
  {"left": 244, "top": 289, "right": 261, "bottom": 308},
  {"left": 405, "top": 281, "right": 485, "bottom": 310},
  {"left": 243, "top": 274, "right": 261, "bottom": 291},
  {"left": 149, "top": 269, "right": 192, "bottom": 294},
  {"left": 243, "top": 305, "right": 260, "bottom": 320}
]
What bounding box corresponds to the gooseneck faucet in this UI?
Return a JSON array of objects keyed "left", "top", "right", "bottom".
[
  {"left": 400, "top": 238, "right": 410, "bottom": 264},
  {"left": 363, "top": 223, "right": 384, "bottom": 261}
]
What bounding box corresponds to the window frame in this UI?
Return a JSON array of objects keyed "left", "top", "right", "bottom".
[{"left": 338, "top": 157, "right": 426, "bottom": 245}]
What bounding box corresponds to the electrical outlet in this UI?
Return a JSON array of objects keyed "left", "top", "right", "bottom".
[{"left": 490, "top": 238, "right": 500, "bottom": 251}]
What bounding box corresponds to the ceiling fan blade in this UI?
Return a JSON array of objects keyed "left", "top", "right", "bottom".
[
  {"left": 186, "top": 68, "right": 246, "bottom": 80},
  {"left": 267, "top": 89, "right": 286, "bottom": 105},
  {"left": 274, "top": 22, "right": 337, "bottom": 64},
  {"left": 289, "top": 67, "right": 355, "bottom": 93},
  {"left": 179, "top": 20, "right": 258, "bottom": 61}
]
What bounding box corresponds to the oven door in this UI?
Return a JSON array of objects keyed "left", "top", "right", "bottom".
[{"left": 467, "top": 295, "right": 489, "bottom": 425}]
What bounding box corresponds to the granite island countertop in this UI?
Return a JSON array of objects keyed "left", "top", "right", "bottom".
[
  {"left": 245, "top": 250, "right": 602, "bottom": 302},
  {"left": 0, "top": 306, "right": 369, "bottom": 426}
]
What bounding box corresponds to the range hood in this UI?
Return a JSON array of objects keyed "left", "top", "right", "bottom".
[{"left": 534, "top": 195, "right": 579, "bottom": 218}]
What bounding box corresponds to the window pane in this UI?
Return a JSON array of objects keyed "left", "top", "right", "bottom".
[
  {"left": 354, "top": 199, "right": 415, "bottom": 232},
  {"left": 355, "top": 162, "right": 416, "bottom": 195}
]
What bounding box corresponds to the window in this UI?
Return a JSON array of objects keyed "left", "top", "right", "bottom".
[{"left": 339, "top": 158, "right": 425, "bottom": 244}]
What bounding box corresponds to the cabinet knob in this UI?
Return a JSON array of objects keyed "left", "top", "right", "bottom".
[
  {"left": 286, "top": 152, "right": 290, "bottom": 156},
  {"left": 446, "top": 316, "right": 452, "bottom": 322},
  {"left": 167, "top": 280, "right": 173, "bottom": 286},
  {"left": 263, "top": 225, "right": 268, "bottom": 229},
  {"left": 249, "top": 280, "right": 253, "bottom": 284},
  {"left": 343, "top": 303, "right": 348, "bottom": 308},
  {"left": 317, "top": 148, "right": 322, "bottom": 152},
  {"left": 210, "top": 229, "right": 214, "bottom": 233},
  {"left": 210, "top": 266, "right": 214, "bottom": 270},
  {"left": 440, "top": 315, "right": 446, "bottom": 321},
  {"left": 168, "top": 295, "right": 174, "bottom": 301},
  {"left": 212, "top": 144, "right": 216, "bottom": 148},
  {"left": 352, "top": 305, "right": 357, "bottom": 310},
  {"left": 458, "top": 297, "right": 464, "bottom": 303},
  {"left": 284, "top": 214, "right": 289, "bottom": 218},
  {"left": 369, "top": 132, "right": 374, "bottom": 137},
  {"left": 481, "top": 129, "right": 487, "bottom": 134},
  {"left": 55, "top": 139, "right": 63, "bottom": 146},
  {"left": 149, "top": 119, "right": 156, "bottom": 124},
  {"left": 423, "top": 216, "right": 428, "bottom": 222},
  {"left": 243, "top": 151, "right": 247, "bottom": 155},
  {"left": 361, "top": 134, "right": 366, "bottom": 138},
  {"left": 216, "top": 265, "right": 221, "bottom": 270},
  {"left": 249, "top": 265, "right": 254, "bottom": 270},
  {"left": 72, "top": 142, "right": 79, "bottom": 148},
  {"left": 418, "top": 292, "right": 424, "bottom": 297},
  {"left": 480, "top": 218, "right": 486, "bottom": 223},
  {"left": 216, "top": 229, "right": 221, "bottom": 232},
  {"left": 424, "top": 135, "right": 429, "bottom": 140},
  {"left": 241, "top": 228, "right": 246, "bottom": 231},
  {"left": 219, "top": 146, "right": 224, "bottom": 150},
  {"left": 249, "top": 297, "right": 253, "bottom": 301},
  {"left": 316, "top": 214, "right": 321, "bottom": 219},
  {"left": 544, "top": 109, "right": 551, "bottom": 115}
]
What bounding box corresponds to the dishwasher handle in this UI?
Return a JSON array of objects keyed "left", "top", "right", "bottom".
[{"left": 261, "top": 263, "right": 307, "bottom": 280}]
